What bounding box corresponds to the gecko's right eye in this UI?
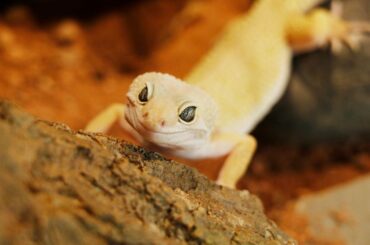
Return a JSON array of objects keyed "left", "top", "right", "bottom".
[
  {"left": 179, "top": 106, "right": 196, "bottom": 123},
  {"left": 178, "top": 102, "right": 197, "bottom": 124},
  {"left": 138, "top": 83, "right": 153, "bottom": 104}
]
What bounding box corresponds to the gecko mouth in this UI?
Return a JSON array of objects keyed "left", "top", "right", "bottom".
[{"left": 125, "top": 107, "right": 208, "bottom": 149}]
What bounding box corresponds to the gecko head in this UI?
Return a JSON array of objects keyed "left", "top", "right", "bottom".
[{"left": 124, "top": 72, "right": 218, "bottom": 150}]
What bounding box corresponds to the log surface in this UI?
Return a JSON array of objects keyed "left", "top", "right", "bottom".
[{"left": 0, "top": 101, "right": 293, "bottom": 245}]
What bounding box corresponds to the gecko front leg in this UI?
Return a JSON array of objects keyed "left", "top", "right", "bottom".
[
  {"left": 177, "top": 132, "right": 257, "bottom": 189},
  {"left": 85, "top": 103, "right": 145, "bottom": 144},
  {"left": 85, "top": 103, "right": 125, "bottom": 133},
  {"left": 215, "top": 134, "right": 257, "bottom": 189},
  {"left": 85, "top": 103, "right": 144, "bottom": 144}
]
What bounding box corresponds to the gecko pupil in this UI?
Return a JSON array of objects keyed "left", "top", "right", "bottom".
[
  {"left": 179, "top": 106, "right": 196, "bottom": 123},
  {"left": 138, "top": 86, "right": 148, "bottom": 102}
]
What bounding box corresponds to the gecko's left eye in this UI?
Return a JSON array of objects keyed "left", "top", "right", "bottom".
[
  {"left": 179, "top": 105, "right": 197, "bottom": 123},
  {"left": 138, "top": 83, "right": 153, "bottom": 104}
]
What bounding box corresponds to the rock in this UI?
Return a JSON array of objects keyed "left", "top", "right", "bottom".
[
  {"left": 295, "top": 175, "right": 370, "bottom": 245},
  {"left": 0, "top": 100, "right": 294, "bottom": 245}
]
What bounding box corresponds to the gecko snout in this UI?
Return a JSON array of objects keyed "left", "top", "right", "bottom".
[
  {"left": 126, "top": 95, "right": 135, "bottom": 106},
  {"left": 141, "top": 111, "right": 168, "bottom": 129}
]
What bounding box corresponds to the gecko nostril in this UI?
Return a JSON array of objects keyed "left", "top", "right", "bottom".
[
  {"left": 160, "top": 120, "right": 166, "bottom": 127},
  {"left": 143, "top": 112, "right": 149, "bottom": 118}
]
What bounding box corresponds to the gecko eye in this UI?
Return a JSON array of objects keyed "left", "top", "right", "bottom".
[
  {"left": 179, "top": 105, "right": 197, "bottom": 123},
  {"left": 138, "top": 83, "right": 153, "bottom": 104}
]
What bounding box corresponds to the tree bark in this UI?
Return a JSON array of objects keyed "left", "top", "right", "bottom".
[{"left": 0, "top": 101, "right": 293, "bottom": 245}]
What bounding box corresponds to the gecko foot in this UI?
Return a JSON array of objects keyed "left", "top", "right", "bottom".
[{"left": 330, "top": 1, "right": 370, "bottom": 53}]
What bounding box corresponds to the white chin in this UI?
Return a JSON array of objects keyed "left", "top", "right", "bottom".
[
  {"left": 146, "top": 131, "right": 207, "bottom": 151},
  {"left": 125, "top": 108, "right": 208, "bottom": 150}
]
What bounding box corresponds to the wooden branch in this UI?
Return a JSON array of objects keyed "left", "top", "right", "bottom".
[{"left": 0, "top": 101, "right": 294, "bottom": 244}]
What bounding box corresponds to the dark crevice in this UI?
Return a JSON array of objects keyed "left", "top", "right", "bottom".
[{"left": 0, "top": 0, "right": 141, "bottom": 24}]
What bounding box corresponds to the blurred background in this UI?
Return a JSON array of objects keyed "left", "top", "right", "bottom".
[{"left": 1, "top": 0, "right": 369, "bottom": 243}]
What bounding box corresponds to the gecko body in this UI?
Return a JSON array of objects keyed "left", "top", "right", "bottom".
[
  {"left": 187, "top": 0, "right": 292, "bottom": 133},
  {"left": 86, "top": 0, "right": 370, "bottom": 188}
]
